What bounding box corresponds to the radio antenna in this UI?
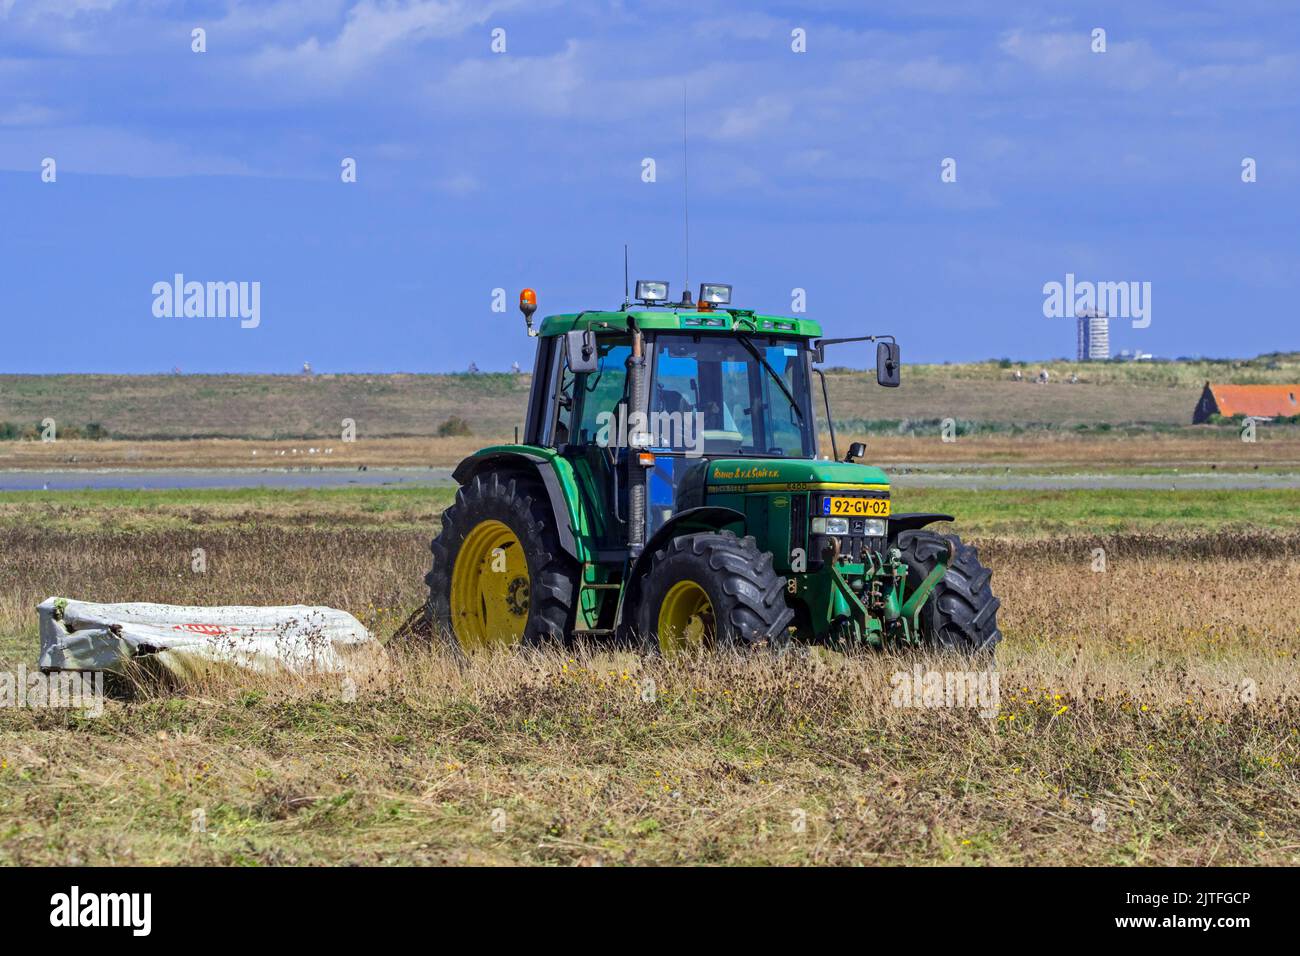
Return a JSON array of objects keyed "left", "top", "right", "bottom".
[
  {"left": 623, "top": 243, "right": 630, "bottom": 309},
  {"left": 682, "top": 84, "right": 691, "bottom": 307}
]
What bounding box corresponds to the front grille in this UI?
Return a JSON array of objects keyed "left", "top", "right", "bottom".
[
  {"left": 840, "top": 533, "right": 888, "bottom": 562},
  {"left": 846, "top": 516, "right": 887, "bottom": 561},
  {"left": 790, "top": 493, "right": 807, "bottom": 558}
]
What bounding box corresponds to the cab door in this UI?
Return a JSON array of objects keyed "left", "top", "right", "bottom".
[{"left": 566, "top": 336, "right": 633, "bottom": 550}]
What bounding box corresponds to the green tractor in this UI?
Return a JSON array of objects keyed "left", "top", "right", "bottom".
[{"left": 426, "top": 281, "right": 1000, "bottom": 656}]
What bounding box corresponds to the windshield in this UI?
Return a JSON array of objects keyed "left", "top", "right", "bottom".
[{"left": 648, "top": 333, "right": 816, "bottom": 457}]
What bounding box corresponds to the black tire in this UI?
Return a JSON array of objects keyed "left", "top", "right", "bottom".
[
  {"left": 425, "top": 471, "right": 577, "bottom": 652},
  {"left": 896, "top": 529, "right": 1002, "bottom": 654},
  {"left": 635, "top": 531, "right": 794, "bottom": 654}
]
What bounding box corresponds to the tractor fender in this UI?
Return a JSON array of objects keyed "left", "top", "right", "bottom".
[
  {"left": 452, "top": 451, "right": 580, "bottom": 560},
  {"left": 887, "top": 513, "right": 955, "bottom": 540},
  {"left": 615, "top": 506, "right": 747, "bottom": 630}
]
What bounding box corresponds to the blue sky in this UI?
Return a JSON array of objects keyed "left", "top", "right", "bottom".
[{"left": 0, "top": 0, "right": 1296, "bottom": 372}]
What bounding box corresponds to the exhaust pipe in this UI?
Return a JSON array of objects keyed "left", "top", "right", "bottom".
[{"left": 626, "top": 316, "right": 647, "bottom": 558}]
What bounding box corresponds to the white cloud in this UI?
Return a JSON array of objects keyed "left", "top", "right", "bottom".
[
  {"left": 713, "top": 94, "right": 793, "bottom": 141},
  {"left": 425, "top": 41, "right": 721, "bottom": 122},
  {"left": 895, "top": 56, "right": 968, "bottom": 93},
  {"left": 436, "top": 171, "right": 479, "bottom": 195},
  {"left": 832, "top": 54, "right": 977, "bottom": 101},
  {"left": 430, "top": 37, "right": 585, "bottom": 116},
  {"left": 1177, "top": 53, "right": 1299, "bottom": 92},
  {"left": 215, "top": 0, "right": 349, "bottom": 40},
  {"left": 251, "top": 0, "right": 510, "bottom": 83},
  {"left": 999, "top": 29, "right": 1176, "bottom": 92},
  {"left": 371, "top": 141, "right": 419, "bottom": 160},
  {"left": 0, "top": 0, "right": 122, "bottom": 52},
  {"left": 692, "top": 13, "right": 785, "bottom": 42},
  {"left": 0, "top": 125, "right": 257, "bottom": 177},
  {"left": 0, "top": 103, "right": 58, "bottom": 125},
  {"left": 999, "top": 29, "right": 1091, "bottom": 71},
  {"left": 2, "top": 0, "right": 120, "bottom": 19}
]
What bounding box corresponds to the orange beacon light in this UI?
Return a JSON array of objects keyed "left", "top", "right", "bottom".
[{"left": 519, "top": 288, "right": 538, "bottom": 335}]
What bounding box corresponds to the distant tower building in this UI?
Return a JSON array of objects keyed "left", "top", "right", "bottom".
[{"left": 1076, "top": 310, "right": 1110, "bottom": 361}]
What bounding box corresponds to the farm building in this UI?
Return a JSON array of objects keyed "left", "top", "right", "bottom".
[{"left": 1193, "top": 382, "right": 1300, "bottom": 423}]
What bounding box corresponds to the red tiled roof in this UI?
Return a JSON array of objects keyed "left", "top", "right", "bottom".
[{"left": 1207, "top": 383, "right": 1300, "bottom": 418}]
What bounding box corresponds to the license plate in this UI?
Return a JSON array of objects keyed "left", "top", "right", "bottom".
[{"left": 822, "top": 495, "right": 890, "bottom": 517}]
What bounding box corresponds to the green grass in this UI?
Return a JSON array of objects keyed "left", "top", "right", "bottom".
[
  {"left": 893, "top": 488, "right": 1300, "bottom": 536},
  {"left": 2, "top": 485, "right": 1295, "bottom": 537},
  {"left": 0, "top": 485, "right": 450, "bottom": 511},
  {"left": 0, "top": 486, "right": 456, "bottom": 533}
]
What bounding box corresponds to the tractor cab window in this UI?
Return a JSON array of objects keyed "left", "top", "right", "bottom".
[
  {"left": 649, "top": 333, "right": 815, "bottom": 457},
  {"left": 574, "top": 337, "right": 632, "bottom": 446},
  {"left": 553, "top": 355, "right": 575, "bottom": 446}
]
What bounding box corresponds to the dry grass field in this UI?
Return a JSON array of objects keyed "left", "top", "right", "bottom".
[
  {"left": 2, "top": 353, "right": 1297, "bottom": 445},
  {"left": 0, "top": 372, "right": 530, "bottom": 440},
  {"left": 825, "top": 354, "right": 1300, "bottom": 426},
  {"left": 0, "top": 487, "right": 1296, "bottom": 865},
  {"left": 0, "top": 435, "right": 488, "bottom": 471},
  {"left": 3, "top": 430, "right": 1299, "bottom": 472},
  {"left": 5, "top": 359, "right": 1300, "bottom": 476}
]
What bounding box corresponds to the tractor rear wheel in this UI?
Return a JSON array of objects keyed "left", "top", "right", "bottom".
[
  {"left": 896, "top": 529, "right": 1002, "bottom": 654},
  {"left": 426, "top": 472, "right": 577, "bottom": 653},
  {"left": 635, "top": 531, "right": 794, "bottom": 656}
]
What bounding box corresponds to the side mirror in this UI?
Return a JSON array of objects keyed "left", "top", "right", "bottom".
[
  {"left": 844, "top": 441, "right": 866, "bottom": 463},
  {"left": 565, "top": 329, "right": 598, "bottom": 374},
  {"left": 876, "top": 341, "right": 900, "bottom": 388}
]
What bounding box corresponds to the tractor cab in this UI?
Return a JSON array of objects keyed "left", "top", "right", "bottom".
[
  {"left": 423, "top": 282, "right": 1001, "bottom": 657},
  {"left": 520, "top": 283, "right": 898, "bottom": 543}
]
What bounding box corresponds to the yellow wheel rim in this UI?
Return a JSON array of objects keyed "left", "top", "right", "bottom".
[
  {"left": 449, "top": 520, "right": 530, "bottom": 650},
  {"left": 656, "top": 580, "right": 714, "bottom": 656}
]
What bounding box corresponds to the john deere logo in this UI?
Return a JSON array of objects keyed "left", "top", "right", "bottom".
[
  {"left": 773, "top": 496, "right": 790, "bottom": 508},
  {"left": 711, "top": 465, "right": 779, "bottom": 481}
]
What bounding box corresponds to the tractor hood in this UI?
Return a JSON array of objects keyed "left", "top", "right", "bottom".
[{"left": 704, "top": 458, "right": 889, "bottom": 490}]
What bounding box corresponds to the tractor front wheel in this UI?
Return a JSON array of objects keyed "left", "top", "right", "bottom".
[
  {"left": 426, "top": 472, "right": 577, "bottom": 653},
  {"left": 636, "top": 531, "right": 794, "bottom": 656},
  {"left": 896, "top": 529, "right": 1002, "bottom": 655}
]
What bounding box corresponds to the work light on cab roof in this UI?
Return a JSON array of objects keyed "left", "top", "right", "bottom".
[
  {"left": 635, "top": 280, "right": 669, "bottom": 305},
  {"left": 695, "top": 283, "right": 731, "bottom": 311}
]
